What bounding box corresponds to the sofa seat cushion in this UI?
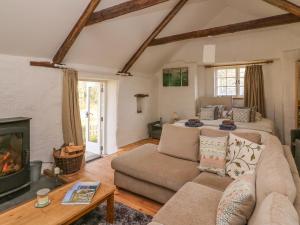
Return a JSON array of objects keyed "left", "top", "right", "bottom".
[
  {"left": 111, "top": 144, "right": 200, "bottom": 191},
  {"left": 193, "top": 172, "right": 233, "bottom": 191},
  {"left": 153, "top": 182, "right": 223, "bottom": 225}
]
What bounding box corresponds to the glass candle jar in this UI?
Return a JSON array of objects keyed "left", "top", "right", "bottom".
[{"left": 36, "top": 188, "right": 50, "bottom": 207}]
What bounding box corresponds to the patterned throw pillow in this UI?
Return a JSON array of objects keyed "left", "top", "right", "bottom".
[
  {"left": 255, "top": 112, "right": 263, "bottom": 121},
  {"left": 226, "top": 133, "right": 264, "bottom": 179},
  {"left": 232, "top": 108, "right": 251, "bottom": 122},
  {"left": 200, "top": 107, "right": 215, "bottom": 120},
  {"left": 198, "top": 135, "right": 228, "bottom": 176},
  {"left": 216, "top": 172, "right": 256, "bottom": 225}
]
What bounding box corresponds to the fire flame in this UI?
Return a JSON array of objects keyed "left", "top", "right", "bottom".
[
  {"left": 2, "top": 163, "right": 9, "bottom": 173},
  {"left": 3, "top": 152, "right": 10, "bottom": 161},
  {"left": 1, "top": 152, "right": 12, "bottom": 174}
]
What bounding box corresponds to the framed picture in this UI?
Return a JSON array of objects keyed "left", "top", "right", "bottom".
[{"left": 163, "top": 67, "right": 188, "bottom": 87}]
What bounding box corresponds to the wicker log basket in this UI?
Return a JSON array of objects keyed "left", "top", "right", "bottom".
[{"left": 53, "top": 145, "right": 85, "bottom": 175}]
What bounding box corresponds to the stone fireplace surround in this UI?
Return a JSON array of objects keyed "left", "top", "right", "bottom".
[{"left": 0, "top": 117, "right": 31, "bottom": 197}]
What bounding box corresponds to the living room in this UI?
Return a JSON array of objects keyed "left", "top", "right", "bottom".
[{"left": 0, "top": 0, "right": 300, "bottom": 225}]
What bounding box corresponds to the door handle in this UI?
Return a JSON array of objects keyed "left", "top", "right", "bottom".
[{"left": 85, "top": 112, "right": 94, "bottom": 118}]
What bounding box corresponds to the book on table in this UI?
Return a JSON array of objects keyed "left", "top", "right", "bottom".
[{"left": 61, "top": 181, "right": 101, "bottom": 205}]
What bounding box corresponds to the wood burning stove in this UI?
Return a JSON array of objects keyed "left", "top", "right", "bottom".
[{"left": 0, "top": 117, "right": 31, "bottom": 197}]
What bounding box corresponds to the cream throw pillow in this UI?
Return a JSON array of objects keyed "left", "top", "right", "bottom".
[
  {"left": 198, "top": 135, "right": 228, "bottom": 176},
  {"left": 216, "top": 172, "right": 256, "bottom": 225},
  {"left": 226, "top": 133, "right": 264, "bottom": 179}
]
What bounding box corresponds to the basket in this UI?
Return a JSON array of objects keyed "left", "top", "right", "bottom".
[{"left": 53, "top": 146, "right": 85, "bottom": 175}]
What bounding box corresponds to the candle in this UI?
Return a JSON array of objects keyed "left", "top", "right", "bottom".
[
  {"left": 54, "top": 167, "right": 60, "bottom": 175},
  {"left": 36, "top": 188, "right": 50, "bottom": 207}
]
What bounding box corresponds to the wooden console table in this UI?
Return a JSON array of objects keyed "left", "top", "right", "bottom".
[{"left": 0, "top": 181, "right": 115, "bottom": 225}]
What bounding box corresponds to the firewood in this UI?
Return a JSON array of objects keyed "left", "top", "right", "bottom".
[
  {"left": 65, "top": 145, "right": 84, "bottom": 153},
  {"left": 60, "top": 147, "right": 69, "bottom": 157}
]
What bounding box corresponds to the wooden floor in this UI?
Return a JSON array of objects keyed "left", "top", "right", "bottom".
[{"left": 55, "top": 139, "right": 162, "bottom": 216}]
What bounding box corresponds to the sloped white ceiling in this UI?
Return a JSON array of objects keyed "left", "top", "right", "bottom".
[{"left": 1, "top": 0, "right": 300, "bottom": 75}]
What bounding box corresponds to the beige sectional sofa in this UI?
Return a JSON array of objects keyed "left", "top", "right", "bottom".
[{"left": 111, "top": 125, "right": 300, "bottom": 225}]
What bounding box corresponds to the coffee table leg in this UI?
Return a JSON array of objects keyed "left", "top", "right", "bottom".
[{"left": 106, "top": 194, "right": 114, "bottom": 224}]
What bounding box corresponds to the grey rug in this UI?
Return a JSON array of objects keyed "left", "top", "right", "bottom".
[
  {"left": 72, "top": 202, "right": 153, "bottom": 225},
  {"left": 0, "top": 175, "right": 62, "bottom": 212}
]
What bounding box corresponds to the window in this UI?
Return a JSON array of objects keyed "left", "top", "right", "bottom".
[{"left": 215, "top": 67, "right": 245, "bottom": 97}]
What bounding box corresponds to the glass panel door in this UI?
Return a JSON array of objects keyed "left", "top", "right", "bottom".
[{"left": 78, "top": 81, "right": 104, "bottom": 162}]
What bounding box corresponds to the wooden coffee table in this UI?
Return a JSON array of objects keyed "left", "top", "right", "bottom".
[{"left": 0, "top": 181, "right": 115, "bottom": 225}]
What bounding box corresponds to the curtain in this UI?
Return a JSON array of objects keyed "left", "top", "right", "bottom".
[
  {"left": 244, "top": 65, "right": 266, "bottom": 117},
  {"left": 62, "top": 69, "right": 83, "bottom": 146}
]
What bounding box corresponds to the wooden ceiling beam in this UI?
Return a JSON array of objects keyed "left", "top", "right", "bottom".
[
  {"left": 149, "top": 13, "right": 300, "bottom": 46},
  {"left": 87, "top": 0, "right": 169, "bottom": 26},
  {"left": 262, "top": 0, "right": 300, "bottom": 17},
  {"left": 52, "top": 0, "right": 101, "bottom": 64},
  {"left": 120, "top": 0, "right": 188, "bottom": 74},
  {"left": 31, "top": 0, "right": 101, "bottom": 68},
  {"left": 30, "top": 61, "right": 57, "bottom": 69}
]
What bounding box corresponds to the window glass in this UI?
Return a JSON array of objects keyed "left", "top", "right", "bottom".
[{"left": 215, "top": 67, "right": 245, "bottom": 97}]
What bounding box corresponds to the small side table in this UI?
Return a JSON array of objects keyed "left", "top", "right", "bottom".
[{"left": 148, "top": 121, "right": 163, "bottom": 139}]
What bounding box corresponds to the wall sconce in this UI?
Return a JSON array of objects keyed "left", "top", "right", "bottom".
[{"left": 134, "top": 94, "right": 149, "bottom": 113}]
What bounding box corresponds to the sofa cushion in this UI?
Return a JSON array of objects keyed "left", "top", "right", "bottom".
[
  {"left": 153, "top": 182, "right": 223, "bottom": 225},
  {"left": 158, "top": 124, "right": 200, "bottom": 161},
  {"left": 111, "top": 144, "right": 200, "bottom": 192},
  {"left": 193, "top": 172, "right": 233, "bottom": 191},
  {"left": 198, "top": 135, "right": 228, "bottom": 176},
  {"left": 200, "top": 128, "right": 261, "bottom": 144},
  {"left": 256, "top": 145, "right": 296, "bottom": 205},
  {"left": 248, "top": 192, "right": 299, "bottom": 225},
  {"left": 217, "top": 173, "right": 256, "bottom": 225},
  {"left": 226, "top": 133, "right": 264, "bottom": 179}
]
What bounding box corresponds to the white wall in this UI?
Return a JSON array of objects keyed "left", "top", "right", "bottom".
[
  {"left": 157, "top": 61, "right": 198, "bottom": 122},
  {"left": 281, "top": 49, "right": 300, "bottom": 144},
  {"left": 0, "top": 54, "right": 63, "bottom": 165},
  {"left": 71, "top": 67, "right": 159, "bottom": 151},
  {"left": 0, "top": 54, "right": 158, "bottom": 163},
  {"left": 156, "top": 26, "right": 300, "bottom": 143}
]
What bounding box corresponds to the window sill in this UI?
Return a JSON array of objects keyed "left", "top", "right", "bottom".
[{"left": 233, "top": 97, "right": 244, "bottom": 100}]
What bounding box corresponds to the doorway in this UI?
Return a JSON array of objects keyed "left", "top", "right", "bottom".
[{"left": 78, "top": 81, "right": 105, "bottom": 162}]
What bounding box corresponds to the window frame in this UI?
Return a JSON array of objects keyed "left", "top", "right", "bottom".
[{"left": 214, "top": 66, "right": 245, "bottom": 98}]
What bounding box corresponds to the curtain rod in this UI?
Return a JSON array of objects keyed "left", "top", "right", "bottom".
[{"left": 204, "top": 60, "right": 274, "bottom": 68}]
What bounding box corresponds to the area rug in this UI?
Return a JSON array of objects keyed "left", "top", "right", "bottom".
[{"left": 72, "top": 202, "right": 153, "bottom": 225}]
